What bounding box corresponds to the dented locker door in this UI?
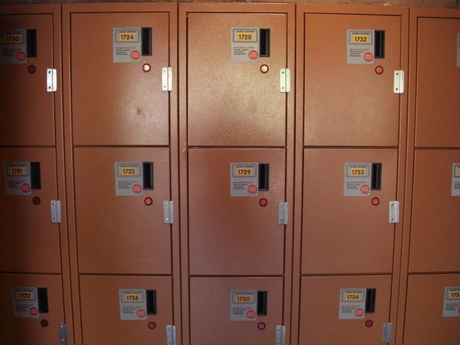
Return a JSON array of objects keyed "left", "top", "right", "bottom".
[
  {"left": 187, "top": 12, "right": 288, "bottom": 147},
  {"left": 70, "top": 11, "right": 171, "bottom": 146},
  {"left": 404, "top": 274, "right": 460, "bottom": 344},
  {"left": 188, "top": 149, "right": 285, "bottom": 276},
  {"left": 190, "top": 277, "right": 283, "bottom": 345},
  {"left": 302, "top": 149, "right": 398, "bottom": 274},
  {"left": 414, "top": 16, "right": 460, "bottom": 147},
  {"left": 0, "top": 13, "right": 56, "bottom": 146},
  {"left": 409, "top": 150, "right": 460, "bottom": 273},
  {"left": 80, "top": 275, "right": 173, "bottom": 345},
  {"left": 74, "top": 148, "right": 171, "bottom": 274},
  {"left": 0, "top": 274, "right": 65, "bottom": 344},
  {"left": 0, "top": 148, "right": 61, "bottom": 273},
  {"left": 303, "top": 13, "right": 403, "bottom": 146},
  {"left": 299, "top": 275, "right": 392, "bottom": 345}
]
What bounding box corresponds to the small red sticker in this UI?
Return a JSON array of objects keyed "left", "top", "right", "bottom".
[
  {"left": 131, "top": 50, "right": 140, "bottom": 61},
  {"left": 247, "top": 310, "right": 256, "bottom": 319},
  {"left": 248, "top": 50, "right": 258, "bottom": 60},
  {"left": 355, "top": 308, "right": 364, "bottom": 318},
  {"left": 133, "top": 184, "right": 142, "bottom": 194},
  {"left": 364, "top": 52, "right": 373, "bottom": 62},
  {"left": 21, "top": 183, "right": 31, "bottom": 193},
  {"left": 361, "top": 185, "right": 370, "bottom": 195},
  {"left": 248, "top": 185, "right": 257, "bottom": 194}
]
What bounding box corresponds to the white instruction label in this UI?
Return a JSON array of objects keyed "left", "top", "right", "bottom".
[
  {"left": 230, "top": 290, "right": 257, "bottom": 321},
  {"left": 119, "top": 289, "right": 147, "bottom": 320},
  {"left": 347, "top": 30, "right": 374, "bottom": 64},
  {"left": 344, "top": 163, "right": 371, "bottom": 196},
  {"left": 113, "top": 28, "right": 142, "bottom": 63},
  {"left": 452, "top": 164, "right": 460, "bottom": 196},
  {"left": 4, "top": 162, "right": 32, "bottom": 195},
  {"left": 0, "top": 29, "right": 27, "bottom": 64},
  {"left": 443, "top": 286, "right": 460, "bottom": 317},
  {"left": 230, "top": 163, "right": 258, "bottom": 197},
  {"left": 115, "top": 162, "right": 143, "bottom": 196},
  {"left": 12, "top": 287, "right": 39, "bottom": 318},
  {"left": 231, "top": 28, "right": 259, "bottom": 63},
  {"left": 338, "top": 288, "right": 366, "bottom": 320}
]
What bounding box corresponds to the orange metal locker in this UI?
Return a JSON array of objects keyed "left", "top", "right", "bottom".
[
  {"left": 403, "top": 274, "right": 460, "bottom": 345},
  {"left": 190, "top": 277, "right": 284, "bottom": 345},
  {"left": 299, "top": 275, "right": 392, "bottom": 345},
  {"left": 302, "top": 148, "right": 398, "bottom": 275},
  {"left": 73, "top": 147, "right": 172, "bottom": 274},
  {"left": 185, "top": 9, "right": 291, "bottom": 147},
  {"left": 80, "top": 275, "right": 173, "bottom": 344},
  {"left": 301, "top": 9, "right": 406, "bottom": 147},
  {"left": 413, "top": 14, "right": 460, "bottom": 148},
  {"left": 69, "top": 8, "right": 173, "bottom": 146},
  {"left": 0, "top": 10, "right": 56, "bottom": 146},
  {"left": 409, "top": 150, "right": 460, "bottom": 273},
  {"left": 188, "top": 148, "right": 286, "bottom": 276},
  {"left": 0, "top": 274, "right": 65, "bottom": 344}
]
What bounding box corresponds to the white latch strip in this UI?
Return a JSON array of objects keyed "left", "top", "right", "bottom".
[
  {"left": 382, "top": 322, "right": 393, "bottom": 343},
  {"left": 393, "top": 70, "right": 404, "bottom": 94},
  {"left": 162, "top": 67, "right": 172, "bottom": 91},
  {"left": 163, "top": 201, "right": 174, "bottom": 224},
  {"left": 280, "top": 68, "right": 291, "bottom": 93},
  {"left": 276, "top": 325, "right": 286, "bottom": 345},
  {"left": 46, "top": 68, "right": 57, "bottom": 92},
  {"left": 50, "top": 200, "right": 61, "bottom": 224},
  {"left": 389, "top": 201, "right": 399, "bottom": 224},
  {"left": 166, "top": 325, "right": 177, "bottom": 345},
  {"left": 278, "top": 202, "right": 289, "bottom": 225}
]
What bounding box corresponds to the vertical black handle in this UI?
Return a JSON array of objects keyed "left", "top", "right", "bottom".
[
  {"left": 26, "top": 29, "right": 37, "bottom": 58},
  {"left": 374, "top": 30, "right": 385, "bottom": 59},
  {"left": 365, "top": 288, "right": 376, "bottom": 313},
  {"left": 146, "top": 290, "right": 157, "bottom": 315},
  {"left": 30, "top": 162, "right": 41, "bottom": 190},
  {"left": 141, "top": 28, "right": 152, "bottom": 56},
  {"left": 38, "top": 288, "right": 49, "bottom": 313},
  {"left": 257, "top": 291, "right": 268, "bottom": 316},
  {"left": 143, "top": 162, "right": 154, "bottom": 190},
  {"left": 371, "top": 163, "right": 382, "bottom": 190},
  {"left": 258, "top": 164, "right": 269, "bottom": 191},
  {"left": 259, "top": 29, "right": 270, "bottom": 57}
]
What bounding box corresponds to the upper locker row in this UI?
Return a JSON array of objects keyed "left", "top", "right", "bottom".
[{"left": 0, "top": 2, "right": 459, "bottom": 345}]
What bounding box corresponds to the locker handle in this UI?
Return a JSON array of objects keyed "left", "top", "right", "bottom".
[
  {"left": 141, "top": 28, "right": 152, "bottom": 56},
  {"left": 365, "top": 288, "right": 376, "bottom": 313},
  {"left": 260, "top": 29, "right": 270, "bottom": 57},
  {"left": 371, "top": 163, "right": 382, "bottom": 190},
  {"left": 258, "top": 164, "right": 269, "bottom": 191},
  {"left": 37, "top": 288, "right": 49, "bottom": 313},
  {"left": 26, "top": 29, "right": 37, "bottom": 58},
  {"left": 146, "top": 290, "right": 157, "bottom": 315},
  {"left": 30, "top": 162, "right": 41, "bottom": 190},
  {"left": 143, "top": 162, "right": 154, "bottom": 190},
  {"left": 374, "top": 30, "right": 385, "bottom": 59},
  {"left": 257, "top": 291, "right": 268, "bottom": 315}
]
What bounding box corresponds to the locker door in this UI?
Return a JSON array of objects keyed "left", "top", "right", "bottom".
[
  {"left": 302, "top": 148, "right": 398, "bottom": 274},
  {"left": 190, "top": 277, "right": 283, "bottom": 345},
  {"left": 303, "top": 13, "right": 403, "bottom": 146},
  {"left": 404, "top": 274, "right": 460, "bottom": 345},
  {"left": 0, "top": 148, "right": 61, "bottom": 273},
  {"left": 414, "top": 17, "right": 460, "bottom": 147},
  {"left": 186, "top": 12, "right": 288, "bottom": 146},
  {"left": 0, "top": 274, "right": 65, "bottom": 344},
  {"left": 299, "top": 275, "right": 392, "bottom": 345},
  {"left": 70, "top": 11, "right": 171, "bottom": 146},
  {"left": 0, "top": 13, "right": 56, "bottom": 146},
  {"left": 409, "top": 150, "right": 460, "bottom": 273},
  {"left": 80, "top": 275, "right": 173, "bottom": 345},
  {"left": 74, "top": 148, "right": 171, "bottom": 274},
  {"left": 188, "top": 149, "right": 285, "bottom": 276}
]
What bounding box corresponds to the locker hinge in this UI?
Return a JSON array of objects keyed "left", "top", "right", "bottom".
[
  {"left": 51, "top": 200, "right": 61, "bottom": 224},
  {"left": 393, "top": 70, "right": 404, "bottom": 94},
  {"left": 278, "top": 202, "right": 289, "bottom": 225},
  {"left": 389, "top": 201, "right": 399, "bottom": 224},
  {"left": 276, "top": 325, "right": 286, "bottom": 345},
  {"left": 163, "top": 201, "right": 174, "bottom": 224},
  {"left": 46, "top": 68, "right": 57, "bottom": 92},
  {"left": 58, "top": 323, "right": 68, "bottom": 344},
  {"left": 162, "top": 67, "right": 173, "bottom": 91},
  {"left": 382, "top": 322, "right": 393, "bottom": 343},
  {"left": 166, "top": 325, "right": 177, "bottom": 345},
  {"left": 279, "top": 68, "right": 291, "bottom": 93}
]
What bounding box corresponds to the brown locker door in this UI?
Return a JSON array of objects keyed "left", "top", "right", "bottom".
[
  {"left": 0, "top": 14, "right": 55, "bottom": 146},
  {"left": 71, "top": 12, "right": 170, "bottom": 146},
  {"left": 299, "top": 275, "right": 392, "bottom": 345},
  {"left": 190, "top": 277, "right": 283, "bottom": 345},
  {"left": 409, "top": 150, "right": 460, "bottom": 273},
  {"left": 0, "top": 148, "right": 61, "bottom": 273},
  {"left": 188, "top": 149, "right": 285, "bottom": 276},
  {"left": 302, "top": 148, "right": 397, "bottom": 274},
  {"left": 415, "top": 17, "right": 460, "bottom": 147},
  {"left": 0, "top": 274, "right": 65, "bottom": 344},
  {"left": 404, "top": 274, "right": 460, "bottom": 345},
  {"left": 303, "top": 13, "right": 402, "bottom": 146},
  {"left": 74, "top": 148, "right": 171, "bottom": 274},
  {"left": 80, "top": 275, "right": 173, "bottom": 345},
  {"left": 187, "top": 13, "right": 288, "bottom": 147}
]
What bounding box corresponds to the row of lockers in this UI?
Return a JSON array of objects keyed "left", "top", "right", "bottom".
[{"left": 0, "top": 2, "right": 459, "bottom": 345}]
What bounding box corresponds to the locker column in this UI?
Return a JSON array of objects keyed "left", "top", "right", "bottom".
[
  {"left": 293, "top": 5, "right": 409, "bottom": 345},
  {"left": 0, "top": 4, "right": 71, "bottom": 344},
  {"left": 179, "top": 3, "right": 295, "bottom": 345},
  {"left": 400, "top": 8, "right": 460, "bottom": 345},
  {"left": 62, "top": 3, "right": 179, "bottom": 345}
]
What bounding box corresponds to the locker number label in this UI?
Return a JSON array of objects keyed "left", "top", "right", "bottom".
[
  {"left": 0, "top": 29, "right": 27, "bottom": 64},
  {"left": 347, "top": 30, "right": 374, "bottom": 64},
  {"left": 119, "top": 289, "right": 147, "bottom": 320},
  {"left": 117, "top": 32, "right": 138, "bottom": 42},
  {"left": 235, "top": 167, "right": 255, "bottom": 177},
  {"left": 231, "top": 28, "right": 259, "bottom": 63},
  {"left": 4, "top": 162, "right": 32, "bottom": 196},
  {"left": 349, "top": 167, "right": 368, "bottom": 177},
  {"left": 344, "top": 163, "right": 371, "bottom": 197},
  {"left": 123, "top": 293, "right": 142, "bottom": 302},
  {"left": 12, "top": 287, "right": 39, "bottom": 319},
  {"left": 351, "top": 33, "right": 370, "bottom": 44},
  {"left": 234, "top": 31, "right": 256, "bottom": 42},
  {"left": 115, "top": 162, "right": 143, "bottom": 196},
  {"left": 443, "top": 287, "right": 460, "bottom": 317},
  {"left": 233, "top": 293, "right": 254, "bottom": 303},
  {"left": 452, "top": 164, "right": 460, "bottom": 196},
  {"left": 231, "top": 163, "right": 258, "bottom": 197},
  {"left": 230, "top": 290, "right": 258, "bottom": 321},
  {"left": 2, "top": 32, "right": 24, "bottom": 44},
  {"left": 339, "top": 288, "right": 366, "bottom": 320},
  {"left": 113, "top": 28, "right": 142, "bottom": 63}
]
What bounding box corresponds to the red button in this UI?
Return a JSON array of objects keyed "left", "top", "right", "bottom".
[
  {"left": 40, "top": 319, "right": 49, "bottom": 328},
  {"left": 142, "top": 63, "right": 151, "bottom": 72},
  {"left": 257, "top": 322, "right": 266, "bottom": 330},
  {"left": 365, "top": 320, "right": 374, "bottom": 327},
  {"left": 144, "top": 197, "right": 153, "bottom": 206},
  {"left": 33, "top": 196, "right": 41, "bottom": 205},
  {"left": 375, "top": 66, "right": 384, "bottom": 75},
  {"left": 148, "top": 321, "right": 157, "bottom": 330},
  {"left": 371, "top": 197, "right": 380, "bottom": 206},
  {"left": 28, "top": 65, "right": 36, "bottom": 74},
  {"left": 259, "top": 198, "right": 268, "bottom": 207}
]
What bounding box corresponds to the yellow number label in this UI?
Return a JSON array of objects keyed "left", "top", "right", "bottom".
[
  {"left": 3, "top": 33, "right": 23, "bottom": 44},
  {"left": 236, "top": 167, "right": 254, "bottom": 176},
  {"left": 349, "top": 167, "right": 367, "bottom": 177},
  {"left": 15, "top": 291, "right": 33, "bottom": 300},
  {"left": 352, "top": 34, "right": 370, "bottom": 44},
  {"left": 456, "top": 166, "right": 460, "bottom": 177},
  {"left": 344, "top": 292, "right": 362, "bottom": 301},
  {"left": 120, "top": 167, "right": 138, "bottom": 176},
  {"left": 123, "top": 293, "right": 141, "bottom": 302},
  {"left": 236, "top": 32, "right": 255, "bottom": 41},
  {"left": 118, "top": 32, "right": 137, "bottom": 42},
  {"left": 234, "top": 294, "right": 253, "bottom": 303},
  {"left": 449, "top": 291, "right": 460, "bottom": 299},
  {"left": 9, "top": 166, "right": 26, "bottom": 175}
]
